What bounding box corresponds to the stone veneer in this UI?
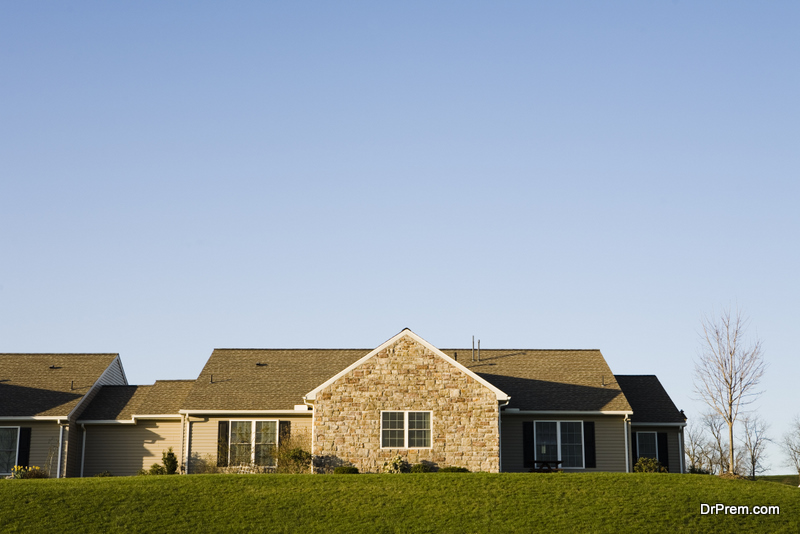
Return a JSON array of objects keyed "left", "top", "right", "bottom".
[{"left": 312, "top": 335, "right": 501, "bottom": 473}]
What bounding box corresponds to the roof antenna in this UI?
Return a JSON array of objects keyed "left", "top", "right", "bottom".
[
  {"left": 71, "top": 380, "right": 74, "bottom": 390},
  {"left": 210, "top": 374, "right": 213, "bottom": 384},
  {"left": 454, "top": 352, "right": 458, "bottom": 362},
  {"left": 478, "top": 339, "right": 481, "bottom": 362},
  {"left": 472, "top": 336, "right": 475, "bottom": 362}
]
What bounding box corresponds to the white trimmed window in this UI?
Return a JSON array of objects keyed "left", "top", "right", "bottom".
[
  {"left": 381, "top": 411, "right": 431, "bottom": 449},
  {"left": 0, "top": 427, "right": 19, "bottom": 474},
  {"left": 637, "top": 432, "right": 657, "bottom": 459},
  {"left": 534, "top": 421, "right": 584, "bottom": 468},
  {"left": 229, "top": 420, "right": 278, "bottom": 466}
]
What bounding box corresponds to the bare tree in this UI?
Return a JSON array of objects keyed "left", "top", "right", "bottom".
[
  {"left": 704, "top": 412, "right": 731, "bottom": 474},
  {"left": 694, "top": 308, "right": 766, "bottom": 473},
  {"left": 684, "top": 420, "right": 713, "bottom": 473},
  {"left": 782, "top": 416, "right": 800, "bottom": 486},
  {"left": 739, "top": 414, "right": 770, "bottom": 479}
]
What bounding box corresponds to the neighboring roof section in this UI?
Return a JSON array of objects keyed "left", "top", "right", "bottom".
[
  {"left": 304, "top": 330, "right": 510, "bottom": 402},
  {"left": 615, "top": 375, "right": 686, "bottom": 424},
  {"left": 440, "top": 349, "right": 632, "bottom": 412},
  {"left": 79, "top": 380, "right": 194, "bottom": 421},
  {"left": 181, "top": 349, "right": 370, "bottom": 411},
  {"left": 0, "top": 354, "right": 121, "bottom": 417}
]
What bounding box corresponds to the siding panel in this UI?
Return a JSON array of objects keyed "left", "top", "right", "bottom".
[{"left": 83, "top": 420, "right": 183, "bottom": 477}]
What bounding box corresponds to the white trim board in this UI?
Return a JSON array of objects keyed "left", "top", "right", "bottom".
[{"left": 304, "top": 329, "right": 510, "bottom": 402}]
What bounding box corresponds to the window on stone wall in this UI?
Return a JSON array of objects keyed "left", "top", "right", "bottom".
[{"left": 381, "top": 411, "right": 431, "bottom": 448}]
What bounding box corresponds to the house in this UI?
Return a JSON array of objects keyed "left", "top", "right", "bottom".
[
  {"left": 2, "top": 329, "right": 686, "bottom": 476},
  {"left": 0, "top": 353, "right": 127, "bottom": 478}
]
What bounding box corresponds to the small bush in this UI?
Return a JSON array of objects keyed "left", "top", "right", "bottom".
[
  {"left": 410, "top": 463, "right": 433, "bottom": 473},
  {"left": 162, "top": 447, "right": 178, "bottom": 475},
  {"left": 382, "top": 455, "right": 410, "bottom": 474},
  {"left": 148, "top": 463, "right": 167, "bottom": 476},
  {"left": 689, "top": 465, "right": 711, "bottom": 475},
  {"left": 93, "top": 471, "right": 112, "bottom": 477},
  {"left": 10, "top": 466, "right": 48, "bottom": 479},
  {"left": 333, "top": 466, "right": 359, "bottom": 475},
  {"left": 438, "top": 466, "right": 470, "bottom": 473},
  {"left": 633, "top": 457, "right": 667, "bottom": 473},
  {"left": 277, "top": 447, "right": 312, "bottom": 474}
]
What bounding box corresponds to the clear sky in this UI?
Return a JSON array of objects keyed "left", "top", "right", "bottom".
[{"left": 1, "top": 2, "right": 798, "bottom": 473}]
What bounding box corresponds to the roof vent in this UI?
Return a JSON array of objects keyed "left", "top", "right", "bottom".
[
  {"left": 256, "top": 363, "right": 267, "bottom": 367},
  {"left": 49, "top": 365, "right": 61, "bottom": 370}
]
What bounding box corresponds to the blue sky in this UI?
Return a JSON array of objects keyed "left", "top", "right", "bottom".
[{"left": 2, "top": 2, "right": 798, "bottom": 473}]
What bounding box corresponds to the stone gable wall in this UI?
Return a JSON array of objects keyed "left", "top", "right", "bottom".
[{"left": 312, "top": 335, "right": 500, "bottom": 473}]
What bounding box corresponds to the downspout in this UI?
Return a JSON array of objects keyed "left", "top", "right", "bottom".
[
  {"left": 303, "top": 397, "right": 315, "bottom": 474},
  {"left": 498, "top": 398, "right": 510, "bottom": 473},
  {"left": 56, "top": 423, "right": 65, "bottom": 478},
  {"left": 623, "top": 416, "right": 630, "bottom": 473},
  {"left": 80, "top": 424, "right": 86, "bottom": 478},
  {"left": 183, "top": 414, "right": 190, "bottom": 474}
]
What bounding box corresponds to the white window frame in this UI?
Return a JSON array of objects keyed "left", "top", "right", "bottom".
[
  {"left": 0, "top": 426, "right": 20, "bottom": 475},
  {"left": 636, "top": 431, "right": 658, "bottom": 460},
  {"left": 228, "top": 419, "right": 279, "bottom": 467},
  {"left": 380, "top": 411, "right": 432, "bottom": 449},
  {"left": 533, "top": 420, "right": 585, "bottom": 469}
]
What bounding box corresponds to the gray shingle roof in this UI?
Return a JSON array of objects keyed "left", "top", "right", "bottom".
[
  {"left": 78, "top": 380, "right": 194, "bottom": 421},
  {"left": 180, "top": 347, "right": 633, "bottom": 413},
  {"left": 445, "top": 349, "right": 632, "bottom": 412},
  {"left": 181, "top": 349, "right": 370, "bottom": 411},
  {"left": 0, "top": 354, "right": 119, "bottom": 417},
  {"left": 615, "top": 375, "right": 685, "bottom": 423}
]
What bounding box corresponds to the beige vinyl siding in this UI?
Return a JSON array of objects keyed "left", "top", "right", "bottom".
[
  {"left": 64, "top": 422, "right": 84, "bottom": 477},
  {"left": 631, "top": 425, "right": 683, "bottom": 473},
  {"left": 500, "top": 414, "right": 627, "bottom": 473},
  {"left": 186, "top": 415, "right": 312, "bottom": 473},
  {"left": 0, "top": 420, "right": 62, "bottom": 476},
  {"left": 82, "top": 420, "right": 183, "bottom": 477}
]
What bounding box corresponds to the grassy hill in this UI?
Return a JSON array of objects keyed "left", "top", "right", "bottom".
[{"left": 1, "top": 472, "right": 798, "bottom": 533}]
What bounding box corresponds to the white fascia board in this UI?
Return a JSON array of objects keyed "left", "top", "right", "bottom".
[
  {"left": 502, "top": 410, "right": 634, "bottom": 415},
  {"left": 629, "top": 422, "right": 687, "bottom": 427},
  {"left": 304, "top": 329, "right": 510, "bottom": 402},
  {"left": 0, "top": 416, "right": 68, "bottom": 422},
  {"left": 178, "top": 409, "right": 312, "bottom": 415},
  {"left": 78, "top": 420, "right": 137, "bottom": 425}
]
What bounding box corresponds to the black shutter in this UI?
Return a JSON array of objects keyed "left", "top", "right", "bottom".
[
  {"left": 657, "top": 432, "right": 669, "bottom": 471},
  {"left": 18, "top": 428, "right": 32, "bottom": 468},
  {"left": 279, "top": 420, "right": 291, "bottom": 445},
  {"left": 633, "top": 432, "right": 639, "bottom": 464},
  {"left": 522, "top": 422, "right": 534, "bottom": 469},
  {"left": 217, "top": 421, "right": 229, "bottom": 467},
  {"left": 583, "top": 422, "right": 596, "bottom": 468}
]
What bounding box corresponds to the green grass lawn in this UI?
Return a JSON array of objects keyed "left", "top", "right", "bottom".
[{"left": 1, "top": 473, "right": 797, "bottom": 533}]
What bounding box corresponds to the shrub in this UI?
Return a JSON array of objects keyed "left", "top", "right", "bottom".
[
  {"left": 148, "top": 463, "right": 167, "bottom": 476},
  {"left": 410, "top": 463, "right": 433, "bottom": 473},
  {"left": 277, "top": 447, "right": 312, "bottom": 474},
  {"left": 93, "top": 471, "right": 112, "bottom": 477},
  {"left": 162, "top": 447, "right": 178, "bottom": 475},
  {"left": 10, "top": 466, "right": 48, "bottom": 479},
  {"left": 633, "top": 457, "right": 668, "bottom": 473},
  {"left": 333, "top": 466, "right": 359, "bottom": 475},
  {"left": 382, "top": 455, "right": 410, "bottom": 474},
  {"left": 689, "top": 465, "right": 711, "bottom": 475},
  {"left": 438, "top": 466, "right": 470, "bottom": 473}
]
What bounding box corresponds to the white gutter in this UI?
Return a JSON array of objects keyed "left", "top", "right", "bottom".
[
  {"left": 79, "top": 415, "right": 183, "bottom": 425},
  {"left": 502, "top": 410, "right": 633, "bottom": 416},
  {"left": 0, "top": 416, "right": 68, "bottom": 421},
  {"left": 627, "top": 422, "right": 687, "bottom": 427},
  {"left": 179, "top": 409, "right": 311, "bottom": 415},
  {"left": 624, "top": 416, "right": 630, "bottom": 473}
]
